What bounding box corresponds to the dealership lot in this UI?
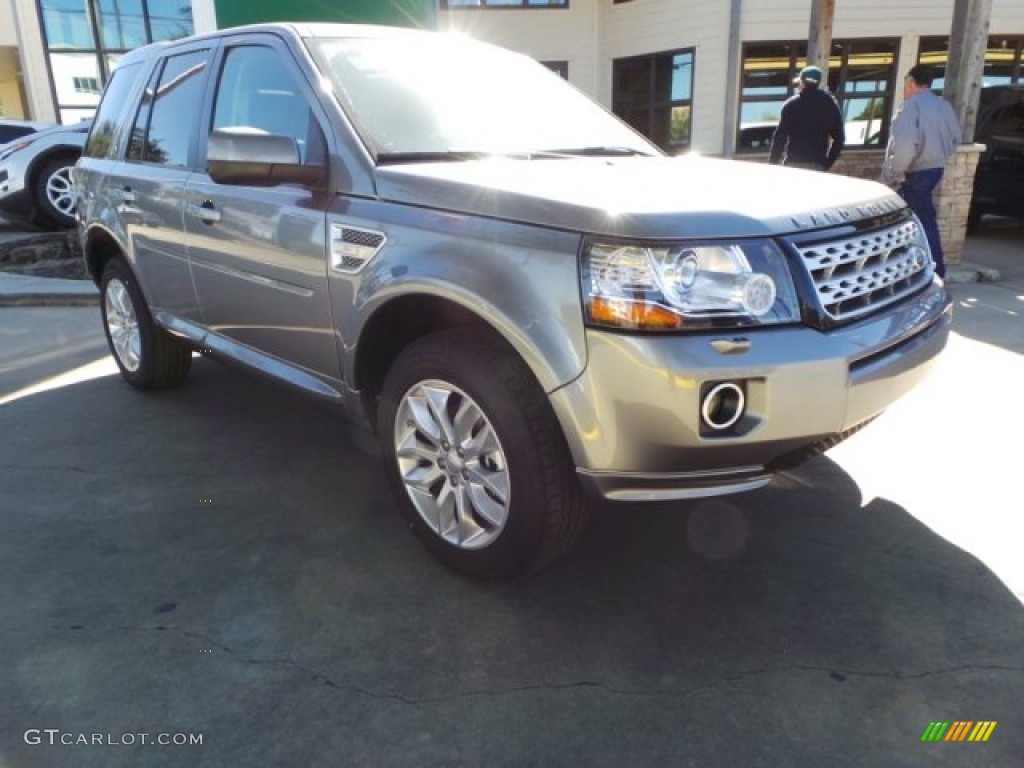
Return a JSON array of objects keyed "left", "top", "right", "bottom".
[{"left": 1, "top": 227, "right": 1023, "bottom": 766}]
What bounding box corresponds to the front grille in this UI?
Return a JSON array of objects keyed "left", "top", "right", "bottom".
[{"left": 794, "top": 218, "right": 932, "bottom": 323}]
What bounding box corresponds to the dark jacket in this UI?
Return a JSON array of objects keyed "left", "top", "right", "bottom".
[{"left": 769, "top": 87, "right": 845, "bottom": 169}]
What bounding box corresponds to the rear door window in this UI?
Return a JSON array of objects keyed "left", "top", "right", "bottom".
[{"left": 127, "top": 50, "right": 212, "bottom": 167}]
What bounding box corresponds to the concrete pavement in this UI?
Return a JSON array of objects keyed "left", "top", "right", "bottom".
[
  {"left": 0, "top": 271, "right": 98, "bottom": 306},
  {"left": 1, "top": 217, "right": 1022, "bottom": 767},
  {"left": 1, "top": 302, "right": 1023, "bottom": 767}
]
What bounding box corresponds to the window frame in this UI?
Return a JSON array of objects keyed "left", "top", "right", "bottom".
[
  {"left": 439, "top": 1, "right": 568, "bottom": 9},
  {"left": 737, "top": 37, "right": 899, "bottom": 154},
  {"left": 919, "top": 35, "right": 1024, "bottom": 88},
  {"left": 612, "top": 47, "right": 696, "bottom": 152},
  {"left": 34, "top": 0, "right": 195, "bottom": 123}
]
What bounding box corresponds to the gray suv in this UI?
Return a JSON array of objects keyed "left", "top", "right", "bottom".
[{"left": 76, "top": 24, "right": 952, "bottom": 578}]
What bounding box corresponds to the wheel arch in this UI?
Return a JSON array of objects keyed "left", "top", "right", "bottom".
[
  {"left": 26, "top": 146, "right": 81, "bottom": 195},
  {"left": 82, "top": 224, "right": 127, "bottom": 287},
  {"left": 353, "top": 293, "right": 563, "bottom": 430}
]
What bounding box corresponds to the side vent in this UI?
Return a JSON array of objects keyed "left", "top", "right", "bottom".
[{"left": 330, "top": 224, "right": 386, "bottom": 274}]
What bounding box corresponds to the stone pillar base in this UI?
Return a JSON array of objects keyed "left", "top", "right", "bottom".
[{"left": 935, "top": 143, "right": 985, "bottom": 266}]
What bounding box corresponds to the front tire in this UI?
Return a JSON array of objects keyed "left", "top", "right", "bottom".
[
  {"left": 100, "top": 258, "right": 192, "bottom": 390},
  {"left": 379, "top": 329, "right": 588, "bottom": 579},
  {"left": 33, "top": 154, "right": 79, "bottom": 228}
]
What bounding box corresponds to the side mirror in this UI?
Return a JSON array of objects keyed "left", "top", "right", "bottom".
[{"left": 207, "top": 128, "right": 325, "bottom": 188}]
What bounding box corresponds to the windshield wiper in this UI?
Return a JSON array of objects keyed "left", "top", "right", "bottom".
[
  {"left": 376, "top": 147, "right": 657, "bottom": 164},
  {"left": 375, "top": 150, "right": 493, "bottom": 164},
  {"left": 532, "top": 146, "right": 658, "bottom": 158}
]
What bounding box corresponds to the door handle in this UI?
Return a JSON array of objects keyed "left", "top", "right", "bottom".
[
  {"left": 113, "top": 186, "right": 136, "bottom": 204},
  {"left": 187, "top": 201, "right": 222, "bottom": 224}
]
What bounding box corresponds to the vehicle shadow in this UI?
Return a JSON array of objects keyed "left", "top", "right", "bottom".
[
  {"left": 952, "top": 221, "right": 1024, "bottom": 355},
  {"left": 1, "top": 357, "right": 1022, "bottom": 767}
]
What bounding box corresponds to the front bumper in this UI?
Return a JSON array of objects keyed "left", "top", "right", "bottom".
[{"left": 550, "top": 280, "right": 952, "bottom": 501}]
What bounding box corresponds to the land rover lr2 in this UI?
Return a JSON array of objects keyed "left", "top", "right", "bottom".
[{"left": 76, "top": 24, "right": 952, "bottom": 578}]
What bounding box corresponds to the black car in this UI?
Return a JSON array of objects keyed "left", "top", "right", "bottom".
[{"left": 970, "top": 85, "right": 1024, "bottom": 229}]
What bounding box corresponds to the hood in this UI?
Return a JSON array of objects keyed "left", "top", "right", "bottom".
[{"left": 375, "top": 154, "right": 906, "bottom": 240}]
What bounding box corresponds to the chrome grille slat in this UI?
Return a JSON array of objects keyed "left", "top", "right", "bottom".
[{"left": 795, "top": 218, "right": 932, "bottom": 323}]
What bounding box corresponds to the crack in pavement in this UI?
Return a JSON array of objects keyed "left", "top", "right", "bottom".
[
  {"left": 0, "top": 462, "right": 285, "bottom": 480},
  {"left": 32, "top": 623, "right": 1024, "bottom": 707}
]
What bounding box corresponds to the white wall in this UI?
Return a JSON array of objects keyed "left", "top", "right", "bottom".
[
  {"left": 0, "top": 0, "right": 18, "bottom": 47},
  {"left": 11, "top": 0, "right": 55, "bottom": 121},
  {"left": 441, "top": 0, "right": 1024, "bottom": 155},
  {"left": 192, "top": 0, "right": 219, "bottom": 34},
  {"left": 438, "top": 0, "right": 600, "bottom": 97},
  {"left": 598, "top": 0, "right": 729, "bottom": 154}
]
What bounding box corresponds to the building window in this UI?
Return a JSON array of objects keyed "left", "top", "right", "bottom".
[
  {"left": 738, "top": 39, "right": 897, "bottom": 153},
  {"left": 72, "top": 76, "right": 100, "bottom": 93},
  {"left": 612, "top": 48, "right": 694, "bottom": 151},
  {"left": 440, "top": 1, "right": 568, "bottom": 8},
  {"left": 36, "top": 0, "right": 194, "bottom": 123},
  {"left": 919, "top": 36, "right": 1024, "bottom": 88}
]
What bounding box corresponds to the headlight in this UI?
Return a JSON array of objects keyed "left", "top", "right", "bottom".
[{"left": 582, "top": 239, "right": 799, "bottom": 330}]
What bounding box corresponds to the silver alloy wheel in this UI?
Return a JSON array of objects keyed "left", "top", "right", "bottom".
[
  {"left": 394, "top": 380, "right": 511, "bottom": 550},
  {"left": 104, "top": 278, "right": 141, "bottom": 372},
  {"left": 45, "top": 165, "right": 76, "bottom": 216}
]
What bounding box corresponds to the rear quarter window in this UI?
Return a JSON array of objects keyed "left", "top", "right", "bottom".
[{"left": 84, "top": 63, "right": 145, "bottom": 159}]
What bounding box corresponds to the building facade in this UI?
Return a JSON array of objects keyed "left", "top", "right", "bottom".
[
  {"left": 436, "top": 1, "right": 1024, "bottom": 155},
  {"left": 2, "top": 0, "right": 1022, "bottom": 158}
]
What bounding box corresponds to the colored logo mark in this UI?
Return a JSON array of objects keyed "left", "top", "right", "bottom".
[{"left": 921, "top": 721, "right": 997, "bottom": 742}]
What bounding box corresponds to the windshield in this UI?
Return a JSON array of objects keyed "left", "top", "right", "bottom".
[{"left": 308, "top": 34, "right": 660, "bottom": 160}]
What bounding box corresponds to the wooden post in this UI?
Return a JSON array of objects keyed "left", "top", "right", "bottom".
[
  {"left": 942, "top": 0, "right": 992, "bottom": 143},
  {"left": 807, "top": 0, "right": 836, "bottom": 74},
  {"left": 943, "top": 0, "right": 969, "bottom": 102}
]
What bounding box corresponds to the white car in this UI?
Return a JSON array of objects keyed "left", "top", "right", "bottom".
[
  {"left": 0, "top": 118, "right": 55, "bottom": 147},
  {"left": 0, "top": 121, "right": 89, "bottom": 228}
]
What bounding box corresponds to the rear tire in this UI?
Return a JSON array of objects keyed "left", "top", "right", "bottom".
[
  {"left": 100, "top": 257, "right": 192, "bottom": 390},
  {"left": 378, "top": 329, "right": 588, "bottom": 579}
]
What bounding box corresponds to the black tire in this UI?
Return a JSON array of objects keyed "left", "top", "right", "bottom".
[
  {"left": 32, "top": 154, "right": 79, "bottom": 229},
  {"left": 100, "top": 257, "right": 192, "bottom": 390},
  {"left": 378, "top": 328, "right": 588, "bottom": 579}
]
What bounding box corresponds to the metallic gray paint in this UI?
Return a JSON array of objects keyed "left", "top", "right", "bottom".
[
  {"left": 548, "top": 281, "right": 951, "bottom": 489},
  {"left": 326, "top": 196, "right": 589, "bottom": 395},
  {"left": 75, "top": 23, "right": 954, "bottom": 502},
  {"left": 375, "top": 156, "right": 906, "bottom": 239}
]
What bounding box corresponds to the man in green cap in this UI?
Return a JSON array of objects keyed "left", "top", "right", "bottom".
[{"left": 769, "top": 65, "right": 846, "bottom": 171}]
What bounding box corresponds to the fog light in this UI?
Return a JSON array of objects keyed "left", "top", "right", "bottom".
[{"left": 701, "top": 382, "right": 746, "bottom": 431}]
